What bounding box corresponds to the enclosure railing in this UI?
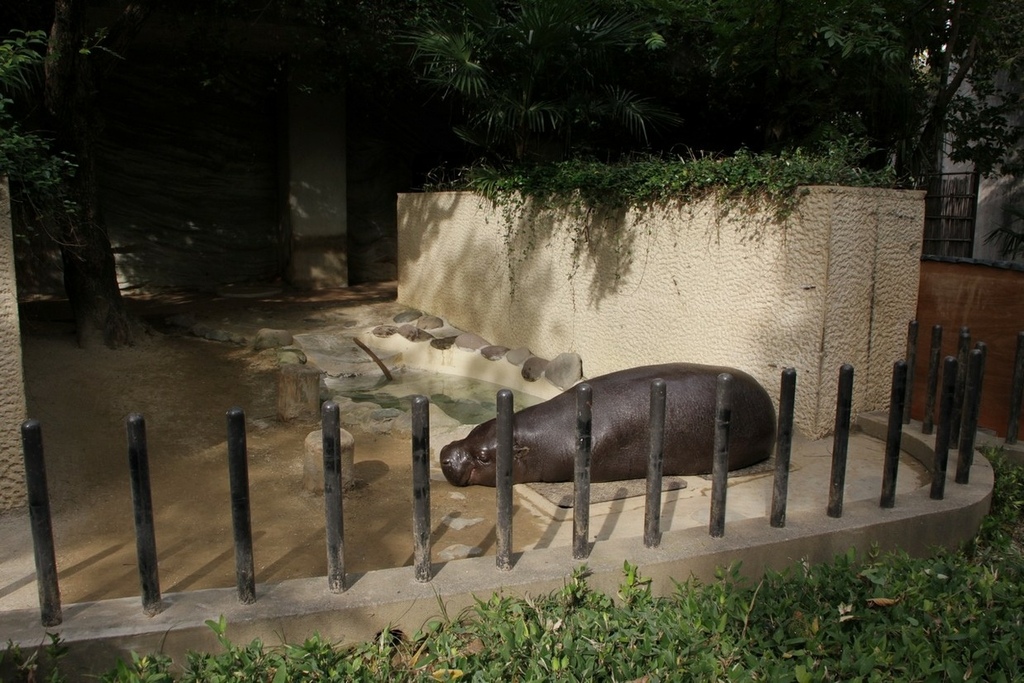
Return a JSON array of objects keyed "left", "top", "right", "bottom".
[{"left": 18, "top": 320, "right": 1022, "bottom": 627}]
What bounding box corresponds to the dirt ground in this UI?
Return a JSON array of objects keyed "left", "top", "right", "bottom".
[{"left": 18, "top": 284, "right": 545, "bottom": 603}]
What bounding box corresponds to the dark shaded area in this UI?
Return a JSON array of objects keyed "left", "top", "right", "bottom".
[
  {"left": 97, "top": 56, "right": 284, "bottom": 289},
  {"left": 7, "top": 0, "right": 1021, "bottom": 305}
]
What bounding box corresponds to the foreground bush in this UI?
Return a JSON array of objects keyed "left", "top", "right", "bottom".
[{"left": 87, "top": 548, "right": 1022, "bottom": 682}]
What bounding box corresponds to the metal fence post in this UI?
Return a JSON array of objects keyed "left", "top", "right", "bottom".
[
  {"left": 411, "top": 395, "right": 432, "bottom": 581},
  {"left": 880, "top": 361, "right": 907, "bottom": 508},
  {"left": 955, "top": 348, "right": 985, "bottom": 485},
  {"left": 126, "top": 413, "right": 162, "bottom": 615},
  {"left": 770, "top": 368, "right": 796, "bottom": 528},
  {"left": 949, "top": 327, "right": 970, "bottom": 444},
  {"left": 322, "top": 401, "right": 346, "bottom": 592},
  {"left": 644, "top": 379, "right": 666, "bottom": 548},
  {"left": 922, "top": 325, "right": 943, "bottom": 435},
  {"left": 495, "top": 389, "right": 514, "bottom": 570},
  {"left": 930, "top": 356, "right": 958, "bottom": 500},
  {"left": 573, "top": 383, "right": 592, "bottom": 560},
  {"left": 21, "top": 420, "right": 62, "bottom": 627},
  {"left": 226, "top": 407, "right": 256, "bottom": 604},
  {"left": 709, "top": 373, "right": 732, "bottom": 538},
  {"left": 827, "top": 365, "right": 854, "bottom": 518}
]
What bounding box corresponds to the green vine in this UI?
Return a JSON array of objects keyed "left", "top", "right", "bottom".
[
  {"left": 442, "top": 140, "right": 898, "bottom": 295},
  {"left": 466, "top": 142, "right": 897, "bottom": 219}
]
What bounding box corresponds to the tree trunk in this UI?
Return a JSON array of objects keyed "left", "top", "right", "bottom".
[
  {"left": 44, "top": 0, "right": 154, "bottom": 347},
  {"left": 277, "top": 365, "right": 323, "bottom": 421},
  {"left": 908, "top": 0, "right": 980, "bottom": 185}
]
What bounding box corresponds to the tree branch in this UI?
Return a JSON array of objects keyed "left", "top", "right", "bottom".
[
  {"left": 937, "top": 35, "right": 979, "bottom": 114},
  {"left": 93, "top": 1, "right": 162, "bottom": 78}
]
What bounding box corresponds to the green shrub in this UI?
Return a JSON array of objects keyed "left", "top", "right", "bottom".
[
  {"left": 973, "top": 448, "right": 1024, "bottom": 551},
  {"left": 0, "top": 30, "right": 76, "bottom": 199},
  {"left": 93, "top": 548, "right": 1024, "bottom": 682},
  {"left": 0, "top": 633, "right": 68, "bottom": 683},
  {"left": 456, "top": 138, "right": 897, "bottom": 222}
]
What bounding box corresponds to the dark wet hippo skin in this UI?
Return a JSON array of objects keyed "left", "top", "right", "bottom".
[{"left": 440, "top": 363, "right": 776, "bottom": 486}]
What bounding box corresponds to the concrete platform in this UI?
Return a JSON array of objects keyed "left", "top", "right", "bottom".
[{"left": 0, "top": 414, "right": 995, "bottom": 676}]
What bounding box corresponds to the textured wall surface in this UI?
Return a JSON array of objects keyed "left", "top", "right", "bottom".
[
  {"left": 397, "top": 187, "right": 924, "bottom": 437},
  {"left": 0, "top": 178, "right": 27, "bottom": 512}
]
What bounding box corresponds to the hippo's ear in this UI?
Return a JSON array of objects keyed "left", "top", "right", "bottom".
[{"left": 513, "top": 445, "right": 530, "bottom": 459}]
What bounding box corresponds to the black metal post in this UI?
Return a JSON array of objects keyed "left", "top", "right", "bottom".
[
  {"left": 974, "top": 340, "right": 988, "bottom": 370},
  {"left": 880, "top": 361, "right": 907, "bottom": 508},
  {"left": 922, "top": 325, "right": 943, "bottom": 435},
  {"left": 644, "top": 379, "right": 666, "bottom": 548},
  {"left": 949, "top": 327, "right": 970, "bottom": 444},
  {"left": 322, "top": 401, "right": 345, "bottom": 592},
  {"left": 126, "top": 413, "right": 162, "bottom": 615},
  {"left": 903, "top": 320, "right": 918, "bottom": 424},
  {"left": 827, "top": 365, "right": 854, "bottom": 518},
  {"left": 709, "top": 373, "right": 732, "bottom": 538},
  {"left": 930, "top": 356, "right": 958, "bottom": 500},
  {"left": 411, "top": 395, "right": 432, "bottom": 581},
  {"left": 1008, "top": 331, "right": 1024, "bottom": 445},
  {"left": 955, "top": 348, "right": 985, "bottom": 485},
  {"left": 770, "top": 368, "right": 796, "bottom": 528},
  {"left": 21, "top": 420, "right": 62, "bottom": 627},
  {"left": 495, "top": 389, "right": 514, "bottom": 570},
  {"left": 226, "top": 407, "right": 255, "bottom": 604},
  {"left": 573, "top": 383, "right": 592, "bottom": 560}
]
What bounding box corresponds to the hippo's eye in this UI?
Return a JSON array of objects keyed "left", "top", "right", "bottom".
[{"left": 476, "top": 446, "right": 494, "bottom": 463}]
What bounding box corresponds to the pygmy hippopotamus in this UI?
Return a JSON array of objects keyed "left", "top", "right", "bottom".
[{"left": 440, "top": 363, "right": 776, "bottom": 486}]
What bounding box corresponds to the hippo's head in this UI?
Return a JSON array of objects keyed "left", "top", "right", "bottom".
[{"left": 440, "top": 423, "right": 499, "bottom": 487}]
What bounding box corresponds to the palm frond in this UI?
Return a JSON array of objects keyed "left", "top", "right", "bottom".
[
  {"left": 579, "top": 12, "right": 647, "bottom": 48},
  {"left": 985, "top": 205, "right": 1024, "bottom": 260},
  {"left": 464, "top": 163, "right": 508, "bottom": 201},
  {"left": 0, "top": 30, "right": 47, "bottom": 99},
  {"left": 471, "top": 96, "right": 565, "bottom": 137},
  {"left": 515, "top": 1, "right": 584, "bottom": 51},
  {"left": 452, "top": 124, "right": 492, "bottom": 149},
  {"left": 520, "top": 99, "right": 566, "bottom": 133},
  {"left": 598, "top": 86, "right": 683, "bottom": 143},
  {"left": 462, "top": 0, "right": 499, "bottom": 30},
  {"left": 408, "top": 26, "right": 489, "bottom": 99}
]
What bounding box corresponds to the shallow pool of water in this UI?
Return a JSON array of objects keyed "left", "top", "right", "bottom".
[{"left": 324, "top": 370, "right": 548, "bottom": 425}]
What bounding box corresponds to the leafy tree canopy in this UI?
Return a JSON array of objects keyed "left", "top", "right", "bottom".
[
  {"left": 406, "top": 0, "right": 680, "bottom": 162},
  {"left": 0, "top": 30, "right": 73, "bottom": 200},
  {"left": 686, "top": 0, "right": 1021, "bottom": 180},
  {"left": 409, "top": 0, "right": 1024, "bottom": 184}
]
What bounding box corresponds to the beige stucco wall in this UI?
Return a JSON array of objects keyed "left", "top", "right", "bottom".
[
  {"left": 397, "top": 187, "right": 924, "bottom": 437},
  {"left": 0, "top": 177, "right": 27, "bottom": 512}
]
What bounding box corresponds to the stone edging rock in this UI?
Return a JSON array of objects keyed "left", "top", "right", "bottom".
[{"left": 367, "top": 309, "right": 584, "bottom": 393}]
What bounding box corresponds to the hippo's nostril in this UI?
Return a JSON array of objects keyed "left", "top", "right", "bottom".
[
  {"left": 440, "top": 443, "right": 459, "bottom": 468},
  {"left": 440, "top": 443, "right": 472, "bottom": 486}
]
